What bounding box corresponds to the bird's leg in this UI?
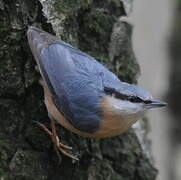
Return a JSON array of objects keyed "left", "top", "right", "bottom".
[
  {"left": 50, "top": 119, "right": 79, "bottom": 160},
  {"left": 35, "top": 121, "right": 71, "bottom": 149},
  {"left": 36, "top": 120, "right": 78, "bottom": 161},
  {"left": 50, "top": 118, "right": 72, "bottom": 150}
]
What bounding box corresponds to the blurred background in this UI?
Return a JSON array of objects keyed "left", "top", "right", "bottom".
[{"left": 130, "top": 0, "right": 181, "bottom": 180}]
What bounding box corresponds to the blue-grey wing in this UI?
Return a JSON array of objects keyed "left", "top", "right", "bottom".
[
  {"left": 56, "top": 42, "right": 121, "bottom": 88},
  {"left": 41, "top": 44, "right": 104, "bottom": 133},
  {"left": 27, "top": 27, "right": 121, "bottom": 133}
]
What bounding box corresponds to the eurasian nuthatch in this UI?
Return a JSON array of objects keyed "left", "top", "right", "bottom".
[{"left": 27, "top": 26, "right": 166, "bottom": 160}]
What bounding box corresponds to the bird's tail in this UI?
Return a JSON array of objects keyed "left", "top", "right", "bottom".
[{"left": 27, "top": 26, "right": 60, "bottom": 62}]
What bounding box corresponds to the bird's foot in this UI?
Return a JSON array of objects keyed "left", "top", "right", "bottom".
[{"left": 35, "top": 121, "right": 78, "bottom": 161}]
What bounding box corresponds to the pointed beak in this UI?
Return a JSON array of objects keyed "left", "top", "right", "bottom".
[{"left": 146, "top": 100, "right": 167, "bottom": 108}]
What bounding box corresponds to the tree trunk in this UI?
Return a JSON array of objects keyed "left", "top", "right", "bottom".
[
  {"left": 168, "top": 1, "right": 181, "bottom": 179},
  {"left": 0, "top": 0, "right": 157, "bottom": 179}
]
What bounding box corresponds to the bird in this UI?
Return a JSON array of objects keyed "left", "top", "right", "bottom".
[{"left": 27, "top": 26, "right": 166, "bottom": 160}]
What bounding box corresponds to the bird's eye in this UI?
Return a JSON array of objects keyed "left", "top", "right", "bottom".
[
  {"left": 104, "top": 87, "right": 132, "bottom": 101},
  {"left": 104, "top": 87, "right": 116, "bottom": 96},
  {"left": 128, "top": 96, "right": 143, "bottom": 103},
  {"left": 144, "top": 100, "right": 152, "bottom": 104},
  {"left": 104, "top": 87, "right": 126, "bottom": 99}
]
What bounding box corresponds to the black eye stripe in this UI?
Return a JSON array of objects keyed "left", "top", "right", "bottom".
[
  {"left": 104, "top": 87, "right": 151, "bottom": 104},
  {"left": 104, "top": 87, "right": 126, "bottom": 99}
]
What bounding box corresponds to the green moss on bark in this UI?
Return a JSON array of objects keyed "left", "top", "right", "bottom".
[{"left": 54, "top": 0, "right": 93, "bottom": 17}]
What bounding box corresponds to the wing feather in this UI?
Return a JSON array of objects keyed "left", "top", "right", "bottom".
[{"left": 27, "top": 27, "right": 121, "bottom": 133}]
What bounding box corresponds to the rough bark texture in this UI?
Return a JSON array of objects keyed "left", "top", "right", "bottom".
[{"left": 0, "top": 0, "right": 157, "bottom": 179}]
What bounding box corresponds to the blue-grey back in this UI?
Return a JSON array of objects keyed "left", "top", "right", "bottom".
[
  {"left": 40, "top": 42, "right": 122, "bottom": 133},
  {"left": 27, "top": 27, "right": 123, "bottom": 133}
]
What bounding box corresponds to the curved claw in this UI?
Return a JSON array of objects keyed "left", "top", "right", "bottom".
[{"left": 35, "top": 121, "right": 78, "bottom": 161}]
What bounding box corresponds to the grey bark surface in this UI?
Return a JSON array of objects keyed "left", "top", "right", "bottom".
[{"left": 0, "top": 0, "right": 157, "bottom": 179}]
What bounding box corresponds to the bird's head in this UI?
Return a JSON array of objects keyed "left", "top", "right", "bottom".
[{"left": 103, "top": 82, "right": 166, "bottom": 119}]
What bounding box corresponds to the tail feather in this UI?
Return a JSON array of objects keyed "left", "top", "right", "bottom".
[{"left": 27, "top": 26, "right": 59, "bottom": 63}]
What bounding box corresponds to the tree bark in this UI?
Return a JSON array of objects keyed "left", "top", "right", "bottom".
[{"left": 0, "top": 0, "right": 157, "bottom": 179}]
